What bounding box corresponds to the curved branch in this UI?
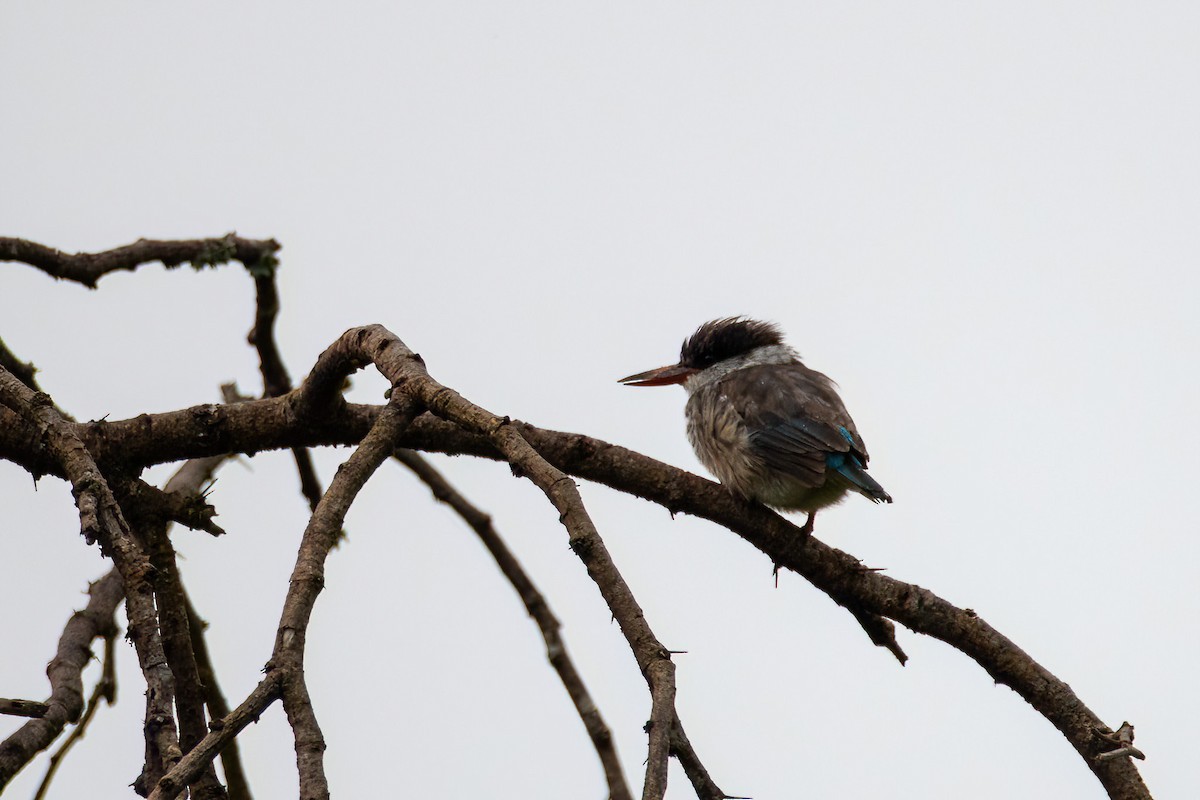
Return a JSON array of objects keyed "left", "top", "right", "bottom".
[
  {"left": 0, "top": 235, "right": 279, "bottom": 288},
  {"left": 151, "top": 398, "right": 417, "bottom": 800},
  {"left": 0, "top": 569, "right": 122, "bottom": 790},
  {"left": 246, "top": 270, "right": 324, "bottom": 514},
  {"left": 272, "top": 398, "right": 420, "bottom": 800},
  {"left": 33, "top": 626, "right": 118, "bottom": 800},
  {"left": 0, "top": 369, "right": 184, "bottom": 791},
  {"left": 0, "top": 331, "right": 1153, "bottom": 799},
  {"left": 394, "top": 449, "right": 633, "bottom": 800},
  {"left": 309, "top": 325, "right": 727, "bottom": 800},
  {"left": 0, "top": 448, "right": 236, "bottom": 796}
]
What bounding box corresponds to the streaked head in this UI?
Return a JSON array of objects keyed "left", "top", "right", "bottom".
[{"left": 618, "top": 317, "right": 788, "bottom": 388}]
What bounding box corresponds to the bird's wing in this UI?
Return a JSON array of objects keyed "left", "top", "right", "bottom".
[{"left": 723, "top": 363, "right": 871, "bottom": 486}]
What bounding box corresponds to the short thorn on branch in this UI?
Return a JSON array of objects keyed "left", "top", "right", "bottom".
[{"left": 1092, "top": 721, "right": 1146, "bottom": 762}]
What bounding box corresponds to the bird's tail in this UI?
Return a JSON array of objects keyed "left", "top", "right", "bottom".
[{"left": 827, "top": 454, "right": 893, "bottom": 504}]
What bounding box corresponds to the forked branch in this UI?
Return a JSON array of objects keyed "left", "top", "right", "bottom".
[{"left": 0, "top": 238, "right": 1153, "bottom": 800}]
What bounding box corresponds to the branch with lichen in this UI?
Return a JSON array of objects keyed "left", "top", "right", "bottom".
[{"left": 0, "top": 234, "right": 279, "bottom": 288}]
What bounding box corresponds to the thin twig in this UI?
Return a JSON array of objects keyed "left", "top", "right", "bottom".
[
  {"left": 1094, "top": 722, "right": 1147, "bottom": 762},
  {"left": 394, "top": 449, "right": 633, "bottom": 800},
  {"left": 0, "top": 700, "right": 49, "bottom": 719},
  {"left": 183, "top": 591, "right": 254, "bottom": 800},
  {"left": 117, "top": 478, "right": 225, "bottom": 537},
  {"left": 33, "top": 627, "right": 118, "bottom": 800},
  {"left": 671, "top": 717, "right": 748, "bottom": 800},
  {"left": 247, "top": 264, "right": 325, "bottom": 514},
  {"left": 0, "top": 569, "right": 123, "bottom": 790}
]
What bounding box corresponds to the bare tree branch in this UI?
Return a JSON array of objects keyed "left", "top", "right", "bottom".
[
  {"left": 0, "top": 375, "right": 1151, "bottom": 797},
  {"left": 33, "top": 626, "right": 118, "bottom": 800},
  {"left": 171, "top": 404, "right": 256, "bottom": 800},
  {"left": 0, "top": 235, "right": 279, "bottom": 288},
  {"left": 246, "top": 266, "right": 325, "bottom": 514},
  {"left": 0, "top": 368, "right": 1156, "bottom": 797},
  {"left": 0, "top": 569, "right": 122, "bottom": 790},
  {"left": 147, "top": 674, "right": 285, "bottom": 800},
  {"left": 0, "top": 231, "right": 1152, "bottom": 800},
  {"left": 316, "top": 325, "right": 721, "bottom": 800},
  {"left": 0, "top": 700, "right": 50, "bottom": 719},
  {"left": 117, "top": 478, "right": 225, "bottom": 537},
  {"left": 129, "top": 485, "right": 228, "bottom": 800},
  {"left": 0, "top": 369, "right": 185, "bottom": 792},
  {"left": 270, "top": 397, "right": 421, "bottom": 800},
  {"left": 136, "top": 421, "right": 295, "bottom": 800},
  {"left": 0, "top": 369, "right": 237, "bottom": 798},
  {"left": 670, "top": 717, "right": 746, "bottom": 800},
  {"left": 394, "top": 449, "right": 634, "bottom": 800},
  {"left": 183, "top": 591, "right": 254, "bottom": 800}
]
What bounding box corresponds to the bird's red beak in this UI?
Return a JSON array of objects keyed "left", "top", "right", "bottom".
[{"left": 618, "top": 364, "right": 696, "bottom": 387}]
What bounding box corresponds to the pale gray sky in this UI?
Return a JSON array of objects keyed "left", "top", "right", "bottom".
[{"left": 2, "top": 3, "right": 1197, "bottom": 798}]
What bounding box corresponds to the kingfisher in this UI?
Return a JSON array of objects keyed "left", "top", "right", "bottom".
[{"left": 619, "top": 317, "right": 892, "bottom": 537}]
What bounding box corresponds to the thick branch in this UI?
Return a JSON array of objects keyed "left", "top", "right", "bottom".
[
  {"left": 140, "top": 450, "right": 265, "bottom": 800},
  {"left": 0, "top": 369, "right": 183, "bottom": 791},
  {"left": 0, "top": 331, "right": 1151, "bottom": 799},
  {"left": 511, "top": 425, "right": 1150, "bottom": 799},
  {"left": 0, "top": 235, "right": 280, "bottom": 288},
  {"left": 17, "top": 395, "right": 897, "bottom": 659},
  {"left": 130, "top": 491, "right": 227, "bottom": 799},
  {"left": 153, "top": 438, "right": 247, "bottom": 798}
]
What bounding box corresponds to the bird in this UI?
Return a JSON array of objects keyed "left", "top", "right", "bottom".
[{"left": 619, "top": 317, "right": 891, "bottom": 538}]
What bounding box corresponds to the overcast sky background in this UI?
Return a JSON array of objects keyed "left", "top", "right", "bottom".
[{"left": 2, "top": 3, "right": 1197, "bottom": 798}]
